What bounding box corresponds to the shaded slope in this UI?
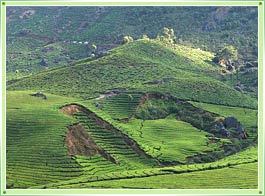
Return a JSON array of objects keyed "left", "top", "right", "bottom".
[{"left": 8, "top": 40, "right": 257, "bottom": 109}]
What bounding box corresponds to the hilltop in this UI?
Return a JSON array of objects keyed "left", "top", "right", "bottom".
[
  {"left": 7, "top": 6, "right": 258, "bottom": 80},
  {"left": 7, "top": 39, "right": 257, "bottom": 109}
]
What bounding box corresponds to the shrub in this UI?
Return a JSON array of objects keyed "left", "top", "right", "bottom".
[{"left": 123, "top": 36, "right": 134, "bottom": 44}]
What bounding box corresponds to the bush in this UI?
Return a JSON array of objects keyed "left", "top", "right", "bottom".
[{"left": 123, "top": 36, "right": 134, "bottom": 44}]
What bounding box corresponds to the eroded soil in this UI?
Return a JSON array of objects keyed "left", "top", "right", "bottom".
[
  {"left": 61, "top": 104, "right": 158, "bottom": 164},
  {"left": 66, "top": 123, "right": 117, "bottom": 163}
]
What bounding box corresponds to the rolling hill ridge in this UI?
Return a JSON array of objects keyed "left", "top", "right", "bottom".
[
  {"left": 7, "top": 39, "right": 257, "bottom": 108},
  {"left": 6, "top": 20, "right": 258, "bottom": 189}
]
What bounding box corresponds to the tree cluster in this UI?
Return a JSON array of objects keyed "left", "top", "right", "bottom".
[
  {"left": 123, "top": 36, "right": 134, "bottom": 44},
  {"left": 156, "top": 27, "right": 176, "bottom": 46},
  {"left": 213, "top": 45, "right": 238, "bottom": 64}
]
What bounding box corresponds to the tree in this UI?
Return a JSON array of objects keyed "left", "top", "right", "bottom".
[
  {"left": 214, "top": 45, "right": 238, "bottom": 63},
  {"left": 91, "top": 44, "right": 97, "bottom": 52},
  {"left": 157, "top": 27, "right": 176, "bottom": 46},
  {"left": 142, "top": 34, "right": 149, "bottom": 40},
  {"left": 123, "top": 36, "right": 134, "bottom": 44}
]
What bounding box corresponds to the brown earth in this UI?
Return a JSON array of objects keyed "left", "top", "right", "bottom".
[
  {"left": 66, "top": 123, "right": 99, "bottom": 156},
  {"left": 66, "top": 123, "right": 117, "bottom": 164},
  {"left": 61, "top": 104, "right": 160, "bottom": 164}
]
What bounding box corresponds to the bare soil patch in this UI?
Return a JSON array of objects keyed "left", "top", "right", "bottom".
[{"left": 66, "top": 123, "right": 117, "bottom": 163}]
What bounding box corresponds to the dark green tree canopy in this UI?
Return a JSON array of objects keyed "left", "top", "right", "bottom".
[{"left": 215, "top": 45, "right": 238, "bottom": 62}]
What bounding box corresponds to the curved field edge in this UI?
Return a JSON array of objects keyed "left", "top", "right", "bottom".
[
  {"left": 73, "top": 95, "right": 257, "bottom": 162},
  {"left": 78, "top": 162, "right": 258, "bottom": 189},
  {"left": 31, "top": 146, "right": 258, "bottom": 189},
  {"left": 6, "top": 91, "right": 258, "bottom": 189}
]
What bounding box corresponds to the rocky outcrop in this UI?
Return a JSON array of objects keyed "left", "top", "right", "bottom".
[
  {"left": 224, "top": 116, "right": 238, "bottom": 129},
  {"left": 40, "top": 59, "right": 48, "bottom": 67},
  {"left": 30, "top": 92, "right": 47, "bottom": 99},
  {"left": 215, "top": 116, "right": 248, "bottom": 139}
]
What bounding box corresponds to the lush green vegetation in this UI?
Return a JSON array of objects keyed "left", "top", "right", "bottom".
[
  {"left": 6, "top": 7, "right": 259, "bottom": 189},
  {"left": 31, "top": 146, "right": 258, "bottom": 189},
  {"left": 123, "top": 117, "right": 213, "bottom": 163},
  {"left": 6, "top": 91, "right": 80, "bottom": 188},
  {"left": 72, "top": 111, "right": 158, "bottom": 168},
  {"left": 190, "top": 101, "right": 258, "bottom": 139},
  {"left": 98, "top": 93, "right": 142, "bottom": 120},
  {"left": 8, "top": 40, "right": 257, "bottom": 109},
  {"left": 7, "top": 6, "right": 258, "bottom": 80},
  {"left": 81, "top": 162, "right": 258, "bottom": 189},
  {"left": 6, "top": 89, "right": 258, "bottom": 189}
]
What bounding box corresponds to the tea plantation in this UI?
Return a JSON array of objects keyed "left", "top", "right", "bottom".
[{"left": 6, "top": 38, "right": 258, "bottom": 189}]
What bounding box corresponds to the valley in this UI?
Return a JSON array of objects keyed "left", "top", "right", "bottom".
[{"left": 5, "top": 6, "right": 260, "bottom": 190}]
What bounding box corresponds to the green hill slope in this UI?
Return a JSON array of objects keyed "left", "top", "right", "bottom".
[
  {"left": 7, "top": 39, "right": 257, "bottom": 109},
  {"left": 6, "top": 90, "right": 258, "bottom": 189},
  {"left": 6, "top": 38, "right": 258, "bottom": 189}
]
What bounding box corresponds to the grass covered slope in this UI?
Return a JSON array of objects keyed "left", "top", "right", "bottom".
[
  {"left": 33, "top": 146, "right": 258, "bottom": 189},
  {"left": 123, "top": 117, "right": 212, "bottom": 163},
  {"left": 8, "top": 39, "right": 257, "bottom": 109},
  {"left": 6, "top": 35, "right": 258, "bottom": 189},
  {"left": 83, "top": 162, "right": 258, "bottom": 189},
  {"left": 6, "top": 89, "right": 258, "bottom": 188},
  {"left": 6, "top": 91, "right": 80, "bottom": 188},
  {"left": 77, "top": 92, "right": 257, "bottom": 164},
  {"left": 6, "top": 91, "right": 157, "bottom": 188}
]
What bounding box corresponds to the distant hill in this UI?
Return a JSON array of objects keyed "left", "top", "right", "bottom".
[{"left": 7, "top": 6, "right": 258, "bottom": 80}]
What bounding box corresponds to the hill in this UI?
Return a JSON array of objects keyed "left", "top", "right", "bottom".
[
  {"left": 6, "top": 30, "right": 258, "bottom": 189},
  {"left": 7, "top": 39, "right": 257, "bottom": 109},
  {"left": 7, "top": 6, "right": 258, "bottom": 80}
]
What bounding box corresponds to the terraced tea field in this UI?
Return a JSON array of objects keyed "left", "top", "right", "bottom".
[
  {"left": 6, "top": 89, "right": 258, "bottom": 189},
  {"left": 6, "top": 91, "right": 80, "bottom": 188},
  {"left": 33, "top": 146, "right": 258, "bottom": 189},
  {"left": 6, "top": 38, "right": 259, "bottom": 190},
  {"left": 81, "top": 162, "right": 258, "bottom": 189}
]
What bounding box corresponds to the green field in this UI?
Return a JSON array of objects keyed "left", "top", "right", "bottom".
[
  {"left": 6, "top": 89, "right": 258, "bottom": 189},
  {"left": 81, "top": 162, "right": 258, "bottom": 189},
  {"left": 5, "top": 12, "right": 259, "bottom": 190}
]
